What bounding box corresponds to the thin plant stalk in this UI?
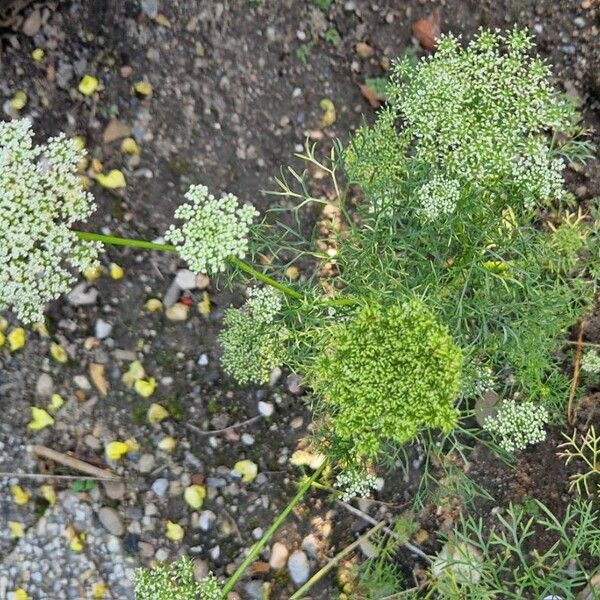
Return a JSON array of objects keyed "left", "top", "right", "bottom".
[
  {"left": 220, "top": 463, "right": 326, "bottom": 597},
  {"left": 75, "top": 230, "right": 302, "bottom": 300},
  {"left": 75, "top": 230, "right": 355, "bottom": 307},
  {"left": 289, "top": 521, "right": 385, "bottom": 599}
]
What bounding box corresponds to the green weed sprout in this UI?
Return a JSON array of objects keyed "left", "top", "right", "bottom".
[{"left": 558, "top": 426, "right": 600, "bottom": 496}]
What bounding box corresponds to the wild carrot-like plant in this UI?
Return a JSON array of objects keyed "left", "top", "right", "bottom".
[{"left": 2, "top": 27, "right": 598, "bottom": 597}]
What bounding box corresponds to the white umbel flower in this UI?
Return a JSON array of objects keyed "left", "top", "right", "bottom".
[
  {"left": 483, "top": 399, "right": 548, "bottom": 453},
  {"left": 582, "top": 349, "right": 600, "bottom": 375},
  {"left": 0, "top": 119, "right": 101, "bottom": 323},
  {"left": 166, "top": 184, "right": 258, "bottom": 275},
  {"left": 416, "top": 176, "right": 460, "bottom": 221},
  {"left": 335, "top": 467, "right": 379, "bottom": 501}
]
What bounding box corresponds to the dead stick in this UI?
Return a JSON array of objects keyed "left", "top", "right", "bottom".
[
  {"left": 29, "top": 445, "right": 120, "bottom": 480},
  {"left": 568, "top": 319, "right": 586, "bottom": 426},
  {"left": 186, "top": 415, "right": 262, "bottom": 436},
  {"left": 0, "top": 472, "right": 112, "bottom": 482},
  {"left": 337, "top": 500, "right": 431, "bottom": 563},
  {"left": 290, "top": 521, "right": 385, "bottom": 599}
]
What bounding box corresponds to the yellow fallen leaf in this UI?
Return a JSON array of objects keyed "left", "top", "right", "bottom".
[
  {"left": 28, "top": 407, "right": 55, "bottom": 431},
  {"left": 9, "top": 521, "right": 25, "bottom": 539},
  {"left": 145, "top": 298, "right": 163, "bottom": 312},
  {"left": 32, "top": 321, "right": 49, "bottom": 337},
  {"left": 109, "top": 263, "right": 124, "bottom": 280},
  {"left": 134, "top": 81, "right": 153, "bottom": 96},
  {"left": 120, "top": 137, "right": 140, "bottom": 155},
  {"left": 135, "top": 377, "right": 156, "bottom": 398},
  {"left": 48, "top": 393, "right": 65, "bottom": 413},
  {"left": 147, "top": 402, "right": 168, "bottom": 423},
  {"left": 91, "top": 582, "right": 106, "bottom": 599},
  {"left": 10, "top": 90, "right": 27, "bottom": 111},
  {"left": 0, "top": 317, "right": 8, "bottom": 332},
  {"left": 290, "top": 449, "right": 327, "bottom": 470},
  {"left": 158, "top": 436, "right": 176, "bottom": 452},
  {"left": 124, "top": 437, "right": 140, "bottom": 453},
  {"left": 320, "top": 98, "right": 336, "bottom": 128},
  {"left": 105, "top": 441, "right": 129, "bottom": 461},
  {"left": 96, "top": 170, "right": 126, "bottom": 189},
  {"left": 73, "top": 135, "right": 86, "bottom": 151},
  {"left": 50, "top": 342, "right": 68, "bottom": 364},
  {"left": 198, "top": 291, "right": 211, "bottom": 316},
  {"left": 70, "top": 535, "right": 84, "bottom": 552},
  {"left": 122, "top": 360, "right": 146, "bottom": 387},
  {"left": 0, "top": 331, "right": 4, "bottom": 348},
  {"left": 14, "top": 589, "right": 30, "bottom": 600},
  {"left": 90, "top": 363, "right": 108, "bottom": 396},
  {"left": 83, "top": 264, "right": 103, "bottom": 281},
  {"left": 40, "top": 484, "right": 57, "bottom": 505},
  {"left": 11, "top": 485, "right": 30, "bottom": 505},
  {"left": 79, "top": 75, "right": 99, "bottom": 96},
  {"left": 154, "top": 13, "right": 171, "bottom": 27},
  {"left": 233, "top": 459, "right": 258, "bottom": 483},
  {"left": 183, "top": 484, "right": 206, "bottom": 509},
  {"left": 165, "top": 520, "right": 184, "bottom": 542},
  {"left": 8, "top": 328, "right": 25, "bottom": 351},
  {"left": 32, "top": 48, "right": 44, "bottom": 61}
]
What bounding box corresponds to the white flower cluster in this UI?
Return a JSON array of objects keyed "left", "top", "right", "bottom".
[
  {"left": 335, "top": 467, "right": 379, "bottom": 501},
  {"left": 581, "top": 349, "right": 600, "bottom": 375},
  {"left": 166, "top": 184, "right": 258, "bottom": 275},
  {"left": 134, "top": 557, "right": 222, "bottom": 600},
  {"left": 391, "top": 27, "right": 574, "bottom": 208},
  {"left": 0, "top": 119, "right": 101, "bottom": 323},
  {"left": 416, "top": 176, "right": 460, "bottom": 221},
  {"left": 483, "top": 399, "right": 548, "bottom": 453},
  {"left": 246, "top": 287, "right": 283, "bottom": 324},
  {"left": 219, "top": 288, "right": 285, "bottom": 385}
]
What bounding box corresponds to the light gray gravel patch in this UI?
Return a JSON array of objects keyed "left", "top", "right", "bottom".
[{"left": 0, "top": 492, "right": 136, "bottom": 600}]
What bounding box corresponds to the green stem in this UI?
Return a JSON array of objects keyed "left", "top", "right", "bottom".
[
  {"left": 76, "top": 231, "right": 178, "bottom": 253},
  {"left": 220, "top": 462, "right": 326, "bottom": 597},
  {"left": 227, "top": 256, "right": 303, "bottom": 300},
  {"left": 75, "top": 231, "right": 303, "bottom": 301}
]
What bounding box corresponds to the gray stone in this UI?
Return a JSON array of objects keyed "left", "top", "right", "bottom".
[
  {"left": 198, "top": 510, "right": 217, "bottom": 532},
  {"left": 95, "top": 319, "right": 113, "bottom": 339},
  {"left": 67, "top": 283, "right": 98, "bottom": 306},
  {"left": 151, "top": 478, "right": 168, "bottom": 497},
  {"left": 141, "top": 0, "right": 159, "bottom": 18},
  {"left": 175, "top": 269, "right": 197, "bottom": 290},
  {"left": 288, "top": 550, "right": 310, "bottom": 586},
  {"left": 103, "top": 480, "right": 126, "bottom": 500},
  {"left": 35, "top": 373, "right": 54, "bottom": 398},
  {"left": 257, "top": 401, "right": 274, "bottom": 418},
  {"left": 98, "top": 507, "right": 124, "bottom": 536},
  {"left": 138, "top": 453, "right": 155, "bottom": 473}
]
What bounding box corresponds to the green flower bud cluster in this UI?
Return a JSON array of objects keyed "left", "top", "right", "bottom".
[
  {"left": 309, "top": 300, "right": 463, "bottom": 460},
  {"left": 483, "top": 399, "right": 548, "bottom": 453},
  {"left": 134, "top": 557, "right": 222, "bottom": 600},
  {"left": 390, "top": 27, "right": 572, "bottom": 209},
  {"left": 219, "top": 288, "right": 284, "bottom": 385},
  {"left": 0, "top": 119, "right": 101, "bottom": 323},
  {"left": 166, "top": 184, "right": 258, "bottom": 275},
  {"left": 335, "top": 467, "right": 379, "bottom": 501}
]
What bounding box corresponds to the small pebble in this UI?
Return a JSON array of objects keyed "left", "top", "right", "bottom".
[
  {"left": 151, "top": 478, "right": 169, "bottom": 497},
  {"left": 288, "top": 550, "right": 310, "bottom": 586}
]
